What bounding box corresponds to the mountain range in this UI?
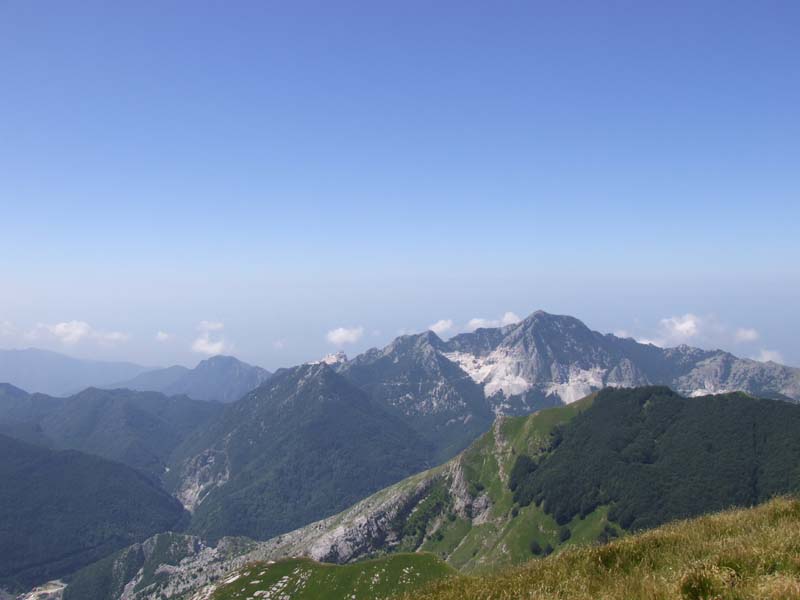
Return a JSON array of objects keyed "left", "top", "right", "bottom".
[
  {"left": 111, "top": 355, "right": 272, "bottom": 403},
  {"left": 0, "top": 384, "right": 222, "bottom": 478},
  {"left": 393, "top": 310, "right": 800, "bottom": 412},
  {"left": 0, "top": 348, "right": 150, "bottom": 396},
  {"left": 326, "top": 310, "right": 800, "bottom": 463},
  {"left": 4, "top": 309, "right": 800, "bottom": 597},
  {"left": 65, "top": 386, "right": 800, "bottom": 600},
  {"left": 165, "top": 363, "right": 432, "bottom": 541},
  {"left": 0, "top": 350, "right": 272, "bottom": 405}
]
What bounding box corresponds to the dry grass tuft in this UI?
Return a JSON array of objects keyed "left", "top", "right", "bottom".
[{"left": 397, "top": 497, "right": 800, "bottom": 600}]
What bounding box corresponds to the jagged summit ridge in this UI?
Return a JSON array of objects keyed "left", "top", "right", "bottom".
[
  {"left": 440, "top": 310, "right": 799, "bottom": 412},
  {"left": 345, "top": 310, "right": 800, "bottom": 419}
]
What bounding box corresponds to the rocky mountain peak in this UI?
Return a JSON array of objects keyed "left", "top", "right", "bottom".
[
  {"left": 195, "top": 355, "right": 254, "bottom": 372},
  {"left": 384, "top": 330, "right": 444, "bottom": 356},
  {"left": 0, "top": 382, "right": 30, "bottom": 399},
  {"left": 310, "top": 351, "right": 348, "bottom": 366}
]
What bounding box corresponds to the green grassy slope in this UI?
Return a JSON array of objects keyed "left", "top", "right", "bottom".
[
  {"left": 211, "top": 553, "right": 455, "bottom": 600},
  {"left": 400, "top": 496, "right": 800, "bottom": 600},
  {"left": 412, "top": 393, "right": 598, "bottom": 572}
]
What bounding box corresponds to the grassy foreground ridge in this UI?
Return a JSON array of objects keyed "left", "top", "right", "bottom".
[
  {"left": 399, "top": 497, "right": 800, "bottom": 600},
  {"left": 211, "top": 553, "right": 455, "bottom": 600}
]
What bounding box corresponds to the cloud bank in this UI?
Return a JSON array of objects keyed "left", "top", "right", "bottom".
[
  {"left": 326, "top": 326, "right": 364, "bottom": 345},
  {"left": 25, "top": 320, "right": 129, "bottom": 346},
  {"left": 627, "top": 314, "right": 784, "bottom": 365},
  {"left": 191, "top": 321, "right": 231, "bottom": 355},
  {"left": 466, "top": 311, "right": 521, "bottom": 332},
  {"left": 428, "top": 319, "right": 454, "bottom": 336},
  {"left": 755, "top": 349, "right": 784, "bottom": 363}
]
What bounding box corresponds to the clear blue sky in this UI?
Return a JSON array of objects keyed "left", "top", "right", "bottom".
[{"left": 1, "top": 1, "right": 798, "bottom": 368}]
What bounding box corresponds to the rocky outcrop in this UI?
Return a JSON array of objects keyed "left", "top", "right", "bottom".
[{"left": 173, "top": 447, "right": 230, "bottom": 512}]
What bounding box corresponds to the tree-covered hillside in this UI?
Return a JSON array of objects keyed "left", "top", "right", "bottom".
[
  {"left": 0, "top": 434, "right": 187, "bottom": 591},
  {"left": 512, "top": 386, "right": 800, "bottom": 531},
  {"left": 0, "top": 386, "right": 222, "bottom": 478},
  {"left": 169, "top": 363, "right": 433, "bottom": 542}
]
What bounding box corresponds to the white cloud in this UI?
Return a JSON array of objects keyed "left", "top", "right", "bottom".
[
  {"left": 192, "top": 335, "right": 228, "bottom": 356},
  {"left": 96, "top": 330, "right": 130, "bottom": 345},
  {"left": 198, "top": 320, "right": 224, "bottom": 332},
  {"left": 326, "top": 326, "right": 364, "bottom": 345},
  {"left": 659, "top": 314, "right": 700, "bottom": 343},
  {"left": 26, "top": 320, "right": 129, "bottom": 346},
  {"left": 0, "top": 321, "right": 16, "bottom": 337},
  {"left": 273, "top": 339, "right": 286, "bottom": 350},
  {"left": 735, "top": 328, "right": 759, "bottom": 342},
  {"left": 635, "top": 313, "right": 704, "bottom": 347},
  {"left": 47, "top": 320, "right": 92, "bottom": 344},
  {"left": 465, "top": 311, "right": 521, "bottom": 332},
  {"left": 630, "top": 314, "right": 773, "bottom": 354},
  {"left": 466, "top": 318, "right": 494, "bottom": 331},
  {"left": 428, "top": 319, "right": 454, "bottom": 336},
  {"left": 501, "top": 311, "right": 522, "bottom": 326},
  {"left": 155, "top": 331, "right": 173, "bottom": 342},
  {"left": 755, "top": 349, "right": 784, "bottom": 364},
  {"left": 191, "top": 321, "right": 230, "bottom": 355}
]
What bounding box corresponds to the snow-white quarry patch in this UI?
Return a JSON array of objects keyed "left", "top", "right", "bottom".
[
  {"left": 687, "top": 385, "right": 733, "bottom": 397},
  {"left": 444, "top": 349, "right": 531, "bottom": 398},
  {"left": 309, "top": 351, "right": 348, "bottom": 365},
  {"left": 445, "top": 351, "right": 610, "bottom": 405},
  {"left": 545, "top": 367, "right": 606, "bottom": 404}
]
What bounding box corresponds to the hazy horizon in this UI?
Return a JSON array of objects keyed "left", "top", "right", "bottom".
[{"left": 0, "top": 306, "right": 794, "bottom": 372}]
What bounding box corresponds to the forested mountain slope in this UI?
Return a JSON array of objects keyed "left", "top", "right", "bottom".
[
  {"left": 0, "top": 435, "right": 187, "bottom": 592},
  {"left": 0, "top": 385, "right": 222, "bottom": 478},
  {"left": 166, "top": 363, "right": 432, "bottom": 541}
]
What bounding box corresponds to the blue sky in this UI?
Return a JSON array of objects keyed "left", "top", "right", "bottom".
[{"left": 1, "top": 1, "right": 798, "bottom": 368}]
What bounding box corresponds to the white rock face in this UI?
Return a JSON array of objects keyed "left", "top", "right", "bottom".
[
  {"left": 545, "top": 366, "right": 607, "bottom": 404},
  {"left": 310, "top": 351, "right": 348, "bottom": 366},
  {"left": 175, "top": 448, "right": 230, "bottom": 512},
  {"left": 446, "top": 348, "right": 623, "bottom": 407},
  {"left": 444, "top": 349, "right": 532, "bottom": 399}
]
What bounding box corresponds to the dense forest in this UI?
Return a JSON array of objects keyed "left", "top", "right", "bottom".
[
  {"left": 0, "top": 434, "right": 187, "bottom": 590},
  {"left": 172, "top": 364, "right": 433, "bottom": 542},
  {"left": 510, "top": 386, "right": 800, "bottom": 531},
  {"left": 0, "top": 385, "right": 222, "bottom": 479}
]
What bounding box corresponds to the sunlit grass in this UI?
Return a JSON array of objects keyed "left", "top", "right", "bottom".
[{"left": 397, "top": 497, "right": 800, "bottom": 599}]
